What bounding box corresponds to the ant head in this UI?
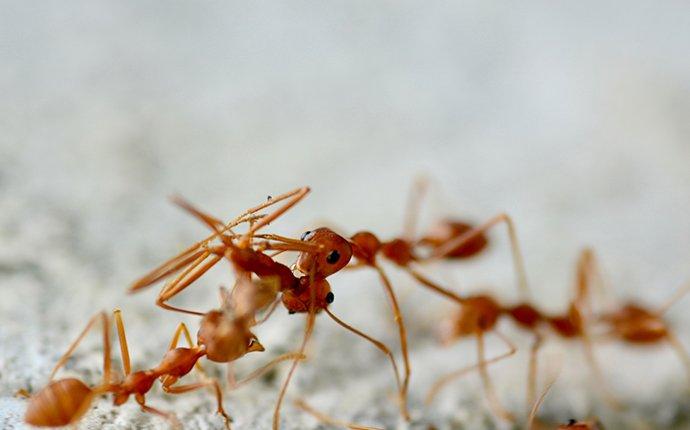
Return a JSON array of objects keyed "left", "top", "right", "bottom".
[
  {"left": 25, "top": 378, "right": 94, "bottom": 427},
  {"left": 420, "top": 219, "right": 488, "bottom": 259},
  {"left": 197, "top": 310, "right": 263, "bottom": 362},
  {"left": 350, "top": 231, "right": 381, "bottom": 265},
  {"left": 296, "top": 228, "right": 352, "bottom": 278},
  {"left": 281, "top": 278, "right": 333, "bottom": 314}
]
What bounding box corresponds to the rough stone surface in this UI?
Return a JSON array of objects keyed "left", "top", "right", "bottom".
[{"left": 2, "top": 1, "right": 690, "bottom": 429}]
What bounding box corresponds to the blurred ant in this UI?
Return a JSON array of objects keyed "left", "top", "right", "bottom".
[
  {"left": 424, "top": 249, "right": 617, "bottom": 421},
  {"left": 581, "top": 252, "right": 690, "bottom": 389},
  {"left": 131, "top": 192, "right": 408, "bottom": 428},
  {"left": 345, "top": 178, "right": 530, "bottom": 415}
]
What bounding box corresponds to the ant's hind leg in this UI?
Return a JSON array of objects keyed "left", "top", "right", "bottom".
[
  {"left": 425, "top": 330, "right": 517, "bottom": 406},
  {"left": 168, "top": 322, "right": 206, "bottom": 375},
  {"left": 113, "top": 309, "right": 132, "bottom": 376},
  {"left": 429, "top": 213, "right": 530, "bottom": 298},
  {"left": 476, "top": 331, "right": 516, "bottom": 422},
  {"left": 324, "top": 307, "right": 408, "bottom": 420},
  {"left": 136, "top": 395, "right": 181, "bottom": 429},
  {"left": 527, "top": 333, "right": 543, "bottom": 415},
  {"left": 666, "top": 330, "right": 690, "bottom": 389},
  {"left": 164, "top": 379, "right": 232, "bottom": 429},
  {"left": 293, "top": 398, "right": 384, "bottom": 430},
  {"left": 49, "top": 311, "right": 111, "bottom": 382},
  {"left": 372, "top": 264, "right": 411, "bottom": 417}
]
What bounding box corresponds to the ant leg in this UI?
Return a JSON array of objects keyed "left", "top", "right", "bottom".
[
  {"left": 372, "top": 264, "right": 411, "bottom": 416},
  {"left": 293, "top": 398, "right": 384, "bottom": 430},
  {"left": 656, "top": 280, "right": 690, "bottom": 316},
  {"left": 273, "top": 309, "right": 317, "bottom": 430},
  {"left": 425, "top": 330, "right": 517, "bottom": 407},
  {"left": 527, "top": 333, "right": 543, "bottom": 415},
  {"left": 527, "top": 369, "right": 559, "bottom": 430},
  {"left": 404, "top": 265, "right": 464, "bottom": 304},
  {"left": 136, "top": 395, "right": 181, "bottom": 429},
  {"left": 130, "top": 248, "right": 210, "bottom": 293},
  {"left": 476, "top": 330, "right": 516, "bottom": 422},
  {"left": 324, "top": 307, "right": 408, "bottom": 420},
  {"left": 49, "top": 312, "right": 111, "bottom": 382},
  {"left": 666, "top": 330, "right": 690, "bottom": 389},
  {"left": 428, "top": 212, "right": 530, "bottom": 298},
  {"left": 242, "top": 187, "right": 310, "bottom": 244},
  {"left": 170, "top": 195, "right": 227, "bottom": 234},
  {"left": 580, "top": 322, "right": 623, "bottom": 410},
  {"left": 230, "top": 352, "right": 307, "bottom": 389},
  {"left": 164, "top": 379, "right": 232, "bottom": 429},
  {"left": 403, "top": 175, "right": 429, "bottom": 242},
  {"left": 155, "top": 250, "right": 224, "bottom": 316},
  {"left": 254, "top": 298, "right": 281, "bottom": 325},
  {"left": 113, "top": 309, "right": 131, "bottom": 376}
]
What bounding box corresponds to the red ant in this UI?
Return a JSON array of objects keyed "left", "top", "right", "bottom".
[
  {"left": 130, "top": 190, "right": 407, "bottom": 428},
  {"left": 343, "top": 178, "right": 530, "bottom": 416},
  {"left": 581, "top": 252, "right": 690, "bottom": 389},
  {"left": 423, "top": 249, "right": 618, "bottom": 422},
  {"left": 24, "top": 305, "right": 300, "bottom": 428}
]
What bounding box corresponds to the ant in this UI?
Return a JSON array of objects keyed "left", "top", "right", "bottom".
[
  {"left": 130, "top": 190, "right": 407, "bottom": 428},
  {"left": 581, "top": 252, "right": 690, "bottom": 389},
  {"left": 344, "top": 178, "right": 530, "bottom": 416},
  {"left": 423, "top": 249, "right": 617, "bottom": 422},
  {"left": 24, "top": 305, "right": 301, "bottom": 428}
]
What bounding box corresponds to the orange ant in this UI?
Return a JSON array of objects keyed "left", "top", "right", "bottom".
[
  {"left": 580, "top": 252, "right": 690, "bottom": 389},
  {"left": 24, "top": 305, "right": 301, "bottom": 428},
  {"left": 423, "top": 249, "right": 617, "bottom": 422},
  {"left": 343, "top": 179, "right": 530, "bottom": 417},
  {"left": 130, "top": 190, "right": 407, "bottom": 428}
]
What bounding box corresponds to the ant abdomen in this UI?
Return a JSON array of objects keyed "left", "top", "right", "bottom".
[
  {"left": 296, "top": 228, "right": 352, "bottom": 277},
  {"left": 420, "top": 219, "right": 488, "bottom": 258},
  {"left": 25, "top": 378, "right": 93, "bottom": 427}
]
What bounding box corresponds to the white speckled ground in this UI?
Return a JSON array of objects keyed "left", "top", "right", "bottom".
[{"left": 2, "top": 1, "right": 690, "bottom": 429}]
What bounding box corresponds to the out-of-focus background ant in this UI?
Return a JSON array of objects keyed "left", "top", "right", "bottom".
[{"left": 2, "top": 2, "right": 690, "bottom": 428}]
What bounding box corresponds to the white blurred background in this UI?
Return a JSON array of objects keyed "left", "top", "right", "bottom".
[{"left": 1, "top": 1, "right": 690, "bottom": 428}]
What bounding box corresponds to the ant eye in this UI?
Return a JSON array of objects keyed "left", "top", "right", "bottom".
[
  {"left": 325, "top": 292, "right": 335, "bottom": 303},
  {"left": 300, "top": 230, "right": 313, "bottom": 241},
  {"left": 326, "top": 250, "right": 340, "bottom": 264}
]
